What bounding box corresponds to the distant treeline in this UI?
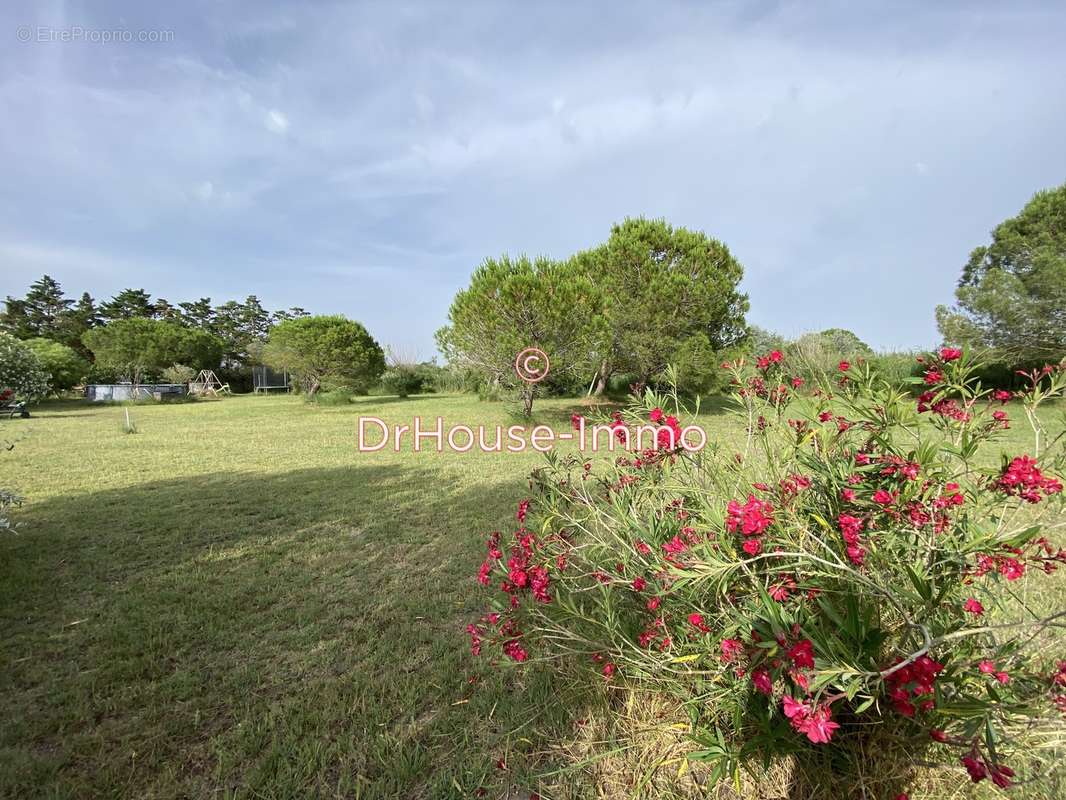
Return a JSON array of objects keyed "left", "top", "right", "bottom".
[{"left": 0, "top": 276, "right": 309, "bottom": 390}]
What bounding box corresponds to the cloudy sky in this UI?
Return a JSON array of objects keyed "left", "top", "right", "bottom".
[{"left": 2, "top": 1, "right": 1064, "bottom": 356}]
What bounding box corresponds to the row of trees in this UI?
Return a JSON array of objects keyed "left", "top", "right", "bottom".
[
  {"left": 0, "top": 277, "right": 310, "bottom": 368},
  {"left": 0, "top": 277, "right": 318, "bottom": 392},
  {"left": 2, "top": 184, "right": 1059, "bottom": 405},
  {"left": 0, "top": 310, "right": 388, "bottom": 403},
  {"left": 0, "top": 275, "right": 394, "bottom": 400},
  {"left": 437, "top": 217, "right": 749, "bottom": 413},
  {"left": 441, "top": 185, "right": 1064, "bottom": 414}
]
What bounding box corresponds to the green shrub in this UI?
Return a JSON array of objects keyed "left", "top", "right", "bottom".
[
  {"left": 85, "top": 362, "right": 126, "bottom": 384},
  {"left": 161, "top": 364, "right": 197, "bottom": 385},
  {"left": 82, "top": 318, "right": 223, "bottom": 384},
  {"left": 0, "top": 332, "right": 50, "bottom": 403},
  {"left": 867, "top": 352, "right": 922, "bottom": 390},
  {"left": 468, "top": 349, "right": 1066, "bottom": 794},
  {"left": 313, "top": 388, "right": 352, "bottom": 406},
  {"left": 24, "top": 338, "right": 89, "bottom": 394},
  {"left": 380, "top": 366, "right": 424, "bottom": 398}
]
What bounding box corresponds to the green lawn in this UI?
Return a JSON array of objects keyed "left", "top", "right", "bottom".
[{"left": 0, "top": 393, "right": 1061, "bottom": 799}]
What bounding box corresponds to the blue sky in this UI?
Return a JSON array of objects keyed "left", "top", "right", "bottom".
[{"left": 2, "top": 1, "right": 1065, "bottom": 357}]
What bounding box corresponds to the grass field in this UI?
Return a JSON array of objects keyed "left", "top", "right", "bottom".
[{"left": 0, "top": 392, "right": 1062, "bottom": 799}]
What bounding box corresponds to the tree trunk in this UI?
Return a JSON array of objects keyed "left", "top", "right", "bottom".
[
  {"left": 522, "top": 385, "right": 534, "bottom": 417},
  {"left": 590, "top": 361, "right": 609, "bottom": 396},
  {"left": 307, "top": 378, "right": 320, "bottom": 398}
]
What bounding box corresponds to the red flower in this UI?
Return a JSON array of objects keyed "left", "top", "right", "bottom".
[
  {"left": 752, "top": 667, "right": 773, "bottom": 695},
  {"left": 720, "top": 638, "right": 743, "bottom": 662},
  {"left": 940, "top": 347, "right": 963, "bottom": 361},
  {"left": 688, "top": 612, "right": 710, "bottom": 633},
  {"left": 930, "top": 729, "right": 949, "bottom": 743},
  {"left": 838, "top": 361, "right": 850, "bottom": 372},
  {"left": 923, "top": 369, "right": 943, "bottom": 385},
  {"left": 962, "top": 755, "right": 987, "bottom": 783},
  {"left": 725, "top": 496, "right": 775, "bottom": 537},
  {"left": 516, "top": 499, "right": 531, "bottom": 523},
  {"left": 662, "top": 536, "right": 687, "bottom": 555},
  {"left": 742, "top": 538, "right": 762, "bottom": 556},
  {"left": 978, "top": 659, "right": 996, "bottom": 674},
  {"left": 872, "top": 489, "right": 895, "bottom": 506},
  {"left": 782, "top": 696, "right": 839, "bottom": 743},
  {"left": 841, "top": 488, "right": 856, "bottom": 502},
  {"left": 646, "top": 596, "right": 661, "bottom": 611},
  {"left": 631, "top": 576, "right": 647, "bottom": 592},
  {"left": 788, "top": 639, "right": 815, "bottom": 670},
  {"left": 503, "top": 640, "right": 528, "bottom": 662},
  {"left": 990, "top": 764, "right": 1015, "bottom": 789},
  {"left": 602, "top": 662, "right": 617, "bottom": 679},
  {"left": 963, "top": 598, "right": 984, "bottom": 615},
  {"left": 999, "top": 557, "right": 1025, "bottom": 581},
  {"left": 782, "top": 694, "right": 808, "bottom": 720},
  {"left": 997, "top": 455, "right": 1062, "bottom": 503},
  {"left": 838, "top": 514, "right": 864, "bottom": 542},
  {"left": 845, "top": 544, "right": 866, "bottom": 566},
  {"left": 649, "top": 407, "right": 663, "bottom": 423}
]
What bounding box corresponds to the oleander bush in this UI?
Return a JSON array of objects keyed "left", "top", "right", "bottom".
[
  {"left": 467, "top": 348, "right": 1066, "bottom": 795},
  {"left": 0, "top": 333, "right": 50, "bottom": 403}
]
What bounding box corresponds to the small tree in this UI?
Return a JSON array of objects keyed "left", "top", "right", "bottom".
[
  {"left": 937, "top": 183, "right": 1066, "bottom": 364},
  {"left": 437, "top": 255, "right": 606, "bottom": 415},
  {"left": 161, "top": 364, "right": 198, "bottom": 385},
  {"left": 263, "top": 315, "right": 385, "bottom": 399},
  {"left": 745, "top": 325, "right": 788, "bottom": 356},
  {"left": 572, "top": 218, "right": 748, "bottom": 393},
  {"left": 0, "top": 333, "right": 50, "bottom": 403},
  {"left": 82, "top": 318, "right": 223, "bottom": 384},
  {"left": 24, "top": 338, "right": 89, "bottom": 394},
  {"left": 788, "top": 329, "right": 873, "bottom": 381}
]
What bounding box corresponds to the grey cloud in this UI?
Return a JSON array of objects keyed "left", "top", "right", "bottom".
[{"left": 2, "top": 1, "right": 1065, "bottom": 353}]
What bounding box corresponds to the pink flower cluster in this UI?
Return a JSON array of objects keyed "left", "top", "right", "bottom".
[
  {"left": 726, "top": 496, "right": 774, "bottom": 555},
  {"left": 996, "top": 455, "right": 1063, "bottom": 503},
  {"left": 971, "top": 538, "right": 1066, "bottom": 581},
  {"left": 649, "top": 407, "right": 683, "bottom": 450},
  {"left": 961, "top": 752, "right": 1014, "bottom": 788},
  {"left": 469, "top": 501, "right": 560, "bottom": 662},
  {"left": 884, "top": 655, "right": 944, "bottom": 717},
  {"left": 837, "top": 514, "right": 865, "bottom": 565},
  {"left": 916, "top": 391, "right": 973, "bottom": 421},
  {"left": 782, "top": 695, "right": 840, "bottom": 744}
]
